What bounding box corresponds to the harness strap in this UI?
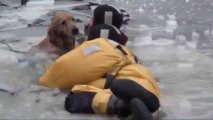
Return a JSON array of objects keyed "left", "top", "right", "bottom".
[
  {"left": 116, "top": 45, "right": 128, "bottom": 55},
  {"left": 104, "top": 45, "right": 130, "bottom": 89}
]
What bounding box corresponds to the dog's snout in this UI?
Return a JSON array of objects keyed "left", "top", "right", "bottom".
[{"left": 72, "top": 27, "right": 79, "bottom": 35}]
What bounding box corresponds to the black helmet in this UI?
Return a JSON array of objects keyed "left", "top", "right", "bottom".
[
  {"left": 88, "top": 24, "right": 124, "bottom": 44},
  {"left": 93, "top": 5, "right": 123, "bottom": 29}
]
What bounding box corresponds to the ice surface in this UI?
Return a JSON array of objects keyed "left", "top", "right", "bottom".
[
  {"left": 1, "top": 0, "right": 213, "bottom": 119},
  {"left": 0, "top": 1, "right": 90, "bottom": 31},
  {"left": 185, "top": 0, "right": 190, "bottom": 3},
  {"left": 131, "top": 45, "right": 213, "bottom": 119},
  {"left": 132, "top": 35, "right": 175, "bottom": 46},
  {"left": 27, "top": 0, "right": 54, "bottom": 6},
  {"left": 165, "top": 17, "right": 178, "bottom": 33}
]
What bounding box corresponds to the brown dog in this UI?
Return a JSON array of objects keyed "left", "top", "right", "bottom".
[{"left": 34, "top": 10, "right": 79, "bottom": 56}]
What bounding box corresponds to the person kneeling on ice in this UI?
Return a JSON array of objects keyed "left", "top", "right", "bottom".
[{"left": 62, "top": 25, "right": 160, "bottom": 120}]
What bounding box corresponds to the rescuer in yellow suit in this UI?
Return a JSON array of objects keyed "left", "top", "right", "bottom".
[
  {"left": 39, "top": 24, "right": 160, "bottom": 119},
  {"left": 63, "top": 24, "right": 160, "bottom": 120}
]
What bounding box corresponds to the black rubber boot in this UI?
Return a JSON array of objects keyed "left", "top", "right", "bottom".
[
  {"left": 110, "top": 80, "right": 160, "bottom": 113},
  {"left": 64, "top": 92, "right": 95, "bottom": 114},
  {"left": 130, "top": 98, "right": 154, "bottom": 120},
  {"left": 107, "top": 95, "right": 131, "bottom": 117}
]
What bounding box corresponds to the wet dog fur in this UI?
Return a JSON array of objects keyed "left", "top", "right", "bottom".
[{"left": 33, "top": 10, "right": 79, "bottom": 56}]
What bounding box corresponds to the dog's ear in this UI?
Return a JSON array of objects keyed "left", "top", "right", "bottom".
[
  {"left": 47, "top": 24, "right": 59, "bottom": 47},
  {"left": 47, "top": 24, "right": 56, "bottom": 46}
]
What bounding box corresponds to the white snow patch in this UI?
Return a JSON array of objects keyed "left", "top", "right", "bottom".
[
  {"left": 179, "top": 99, "right": 192, "bottom": 110},
  {"left": 165, "top": 20, "right": 178, "bottom": 33},
  {"left": 185, "top": 0, "right": 190, "bottom": 3},
  {"left": 132, "top": 34, "right": 175, "bottom": 46},
  {"left": 177, "top": 63, "right": 194, "bottom": 68},
  {"left": 27, "top": 0, "right": 54, "bottom": 6}
]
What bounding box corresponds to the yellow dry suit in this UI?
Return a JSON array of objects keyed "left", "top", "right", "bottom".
[
  {"left": 71, "top": 63, "right": 160, "bottom": 114},
  {"left": 39, "top": 38, "right": 133, "bottom": 89},
  {"left": 39, "top": 37, "right": 160, "bottom": 115}
]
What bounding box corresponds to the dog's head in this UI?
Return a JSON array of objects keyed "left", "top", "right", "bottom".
[{"left": 48, "top": 11, "right": 79, "bottom": 55}]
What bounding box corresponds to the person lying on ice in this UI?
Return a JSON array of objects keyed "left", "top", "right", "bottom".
[
  {"left": 39, "top": 23, "right": 160, "bottom": 120},
  {"left": 64, "top": 24, "right": 160, "bottom": 120}
]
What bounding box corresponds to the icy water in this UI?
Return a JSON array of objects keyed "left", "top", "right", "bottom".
[{"left": 0, "top": 0, "right": 213, "bottom": 119}]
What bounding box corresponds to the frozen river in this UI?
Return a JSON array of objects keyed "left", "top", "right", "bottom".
[{"left": 0, "top": 0, "right": 213, "bottom": 119}]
